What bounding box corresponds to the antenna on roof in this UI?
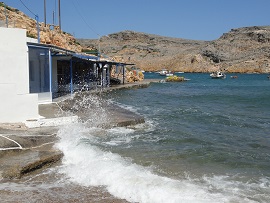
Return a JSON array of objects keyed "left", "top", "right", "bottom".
[
  {"left": 44, "top": 0, "right": 46, "bottom": 26},
  {"left": 58, "top": 0, "right": 61, "bottom": 31},
  {"left": 35, "top": 15, "right": 40, "bottom": 43},
  {"left": 4, "top": 3, "right": 8, "bottom": 27}
]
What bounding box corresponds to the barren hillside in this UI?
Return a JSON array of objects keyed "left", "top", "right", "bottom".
[
  {"left": 0, "top": 3, "right": 82, "bottom": 52},
  {"left": 78, "top": 27, "right": 270, "bottom": 73}
]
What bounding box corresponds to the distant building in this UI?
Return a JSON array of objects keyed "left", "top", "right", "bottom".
[{"left": 0, "top": 27, "right": 128, "bottom": 123}]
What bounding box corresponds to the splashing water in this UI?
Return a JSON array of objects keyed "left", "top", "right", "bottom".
[
  {"left": 56, "top": 125, "right": 223, "bottom": 203},
  {"left": 59, "top": 93, "right": 110, "bottom": 127},
  {"left": 54, "top": 92, "right": 269, "bottom": 203}
]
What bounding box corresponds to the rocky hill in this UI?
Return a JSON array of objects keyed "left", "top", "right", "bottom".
[
  {"left": 0, "top": 3, "right": 82, "bottom": 52},
  {"left": 78, "top": 27, "right": 270, "bottom": 73}
]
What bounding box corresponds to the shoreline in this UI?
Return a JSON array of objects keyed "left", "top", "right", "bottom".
[{"left": 0, "top": 79, "right": 160, "bottom": 180}]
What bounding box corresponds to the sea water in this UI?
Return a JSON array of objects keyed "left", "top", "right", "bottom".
[
  {"left": 1, "top": 73, "right": 270, "bottom": 202},
  {"left": 56, "top": 73, "right": 270, "bottom": 202}
]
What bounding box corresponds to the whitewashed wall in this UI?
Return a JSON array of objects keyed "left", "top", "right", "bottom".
[{"left": 0, "top": 28, "right": 38, "bottom": 123}]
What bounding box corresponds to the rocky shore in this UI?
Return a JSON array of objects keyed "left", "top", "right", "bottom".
[{"left": 0, "top": 80, "right": 158, "bottom": 181}]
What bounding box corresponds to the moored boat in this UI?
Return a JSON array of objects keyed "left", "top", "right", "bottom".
[
  {"left": 166, "top": 71, "right": 174, "bottom": 77},
  {"left": 210, "top": 71, "right": 226, "bottom": 79},
  {"left": 159, "top": 69, "right": 168, "bottom": 76}
]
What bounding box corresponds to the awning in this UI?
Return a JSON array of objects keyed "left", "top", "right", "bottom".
[
  {"left": 27, "top": 42, "right": 135, "bottom": 66},
  {"left": 72, "top": 53, "right": 98, "bottom": 61}
]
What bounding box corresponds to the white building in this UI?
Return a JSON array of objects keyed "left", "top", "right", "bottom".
[
  {"left": 0, "top": 27, "right": 128, "bottom": 124},
  {"left": 0, "top": 28, "right": 38, "bottom": 123}
]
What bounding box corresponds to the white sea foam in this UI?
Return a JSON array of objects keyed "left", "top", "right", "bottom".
[
  {"left": 54, "top": 94, "right": 269, "bottom": 202},
  {"left": 107, "top": 127, "right": 135, "bottom": 135},
  {"left": 110, "top": 101, "right": 140, "bottom": 114},
  {"left": 103, "top": 127, "right": 134, "bottom": 146},
  {"left": 54, "top": 124, "right": 265, "bottom": 203}
]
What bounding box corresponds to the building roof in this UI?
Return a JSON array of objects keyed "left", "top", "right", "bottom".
[{"left": 27, "top": 42, "right": 135, "bottom": 66}]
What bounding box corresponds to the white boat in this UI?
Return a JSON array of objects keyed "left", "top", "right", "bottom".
[
  {"left": 159, "top": 69, "right": 168, "bottom": 76},
  {"left": 210, "top": 71, "right": 226, "bottom": 79},
  {"left": 166, "top": 71, "right": 174, "bottom": 77}
]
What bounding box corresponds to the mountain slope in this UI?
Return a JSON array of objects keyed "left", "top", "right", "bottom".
[
  {"left": 0, "top": 3, "right": 82, "bottom": 52},
  {"left": 78, "top": 27, "right": 270, "bottom": 73}
]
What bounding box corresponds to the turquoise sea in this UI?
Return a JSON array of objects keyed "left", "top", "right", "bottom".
[
  {"left": 1, "top": 73, "right": 270, "bottom": 202},
  {"left": 98, "top": 73, "right": 270, "bottom": 202}
]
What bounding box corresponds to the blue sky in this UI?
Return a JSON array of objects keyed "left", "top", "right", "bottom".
[{"left": 3, "top": 0, "right": 270, "bottom": 40}]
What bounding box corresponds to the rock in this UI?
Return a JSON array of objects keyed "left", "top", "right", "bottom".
[
  {"left": 0, "top": 5, "right": 82, "bottom": 53},
  {"left": 165, "top": 75, "right": 185, "bottom": 82},
  {"left": 1, "top": 147, "right": 63, "bottom": 179}
]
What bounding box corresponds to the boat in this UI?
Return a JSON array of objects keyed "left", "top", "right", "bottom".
[
  {"left": 210, "top": 71, "right": 226, "bottom": 79},
  {"left": 159, "top": 69, "right": 168, "bottom": 76},
  {"left": 166, "top": 71, "right": 174, "bottom": 77},
  {"left": 231, "top": 75, "right": 238, "bottom": 79}
]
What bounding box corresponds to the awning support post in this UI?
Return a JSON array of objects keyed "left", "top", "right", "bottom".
[
  {"left": 107, "top": 65, "right": 110, "bottom": 87},
  {"left": 122, "top": 65, "right": 125, "bottom": 84},
  {"left": 35, "top": 15, "right": 40, "bottom": 43},
  {"left": 70, "top": 58, "right": 73, "bottom": 95},
  {"left": 49, "top": 49, "right": 52, "bottom": 93}
]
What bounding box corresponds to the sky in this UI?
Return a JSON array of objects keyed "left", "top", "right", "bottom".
[{"left": 3, "top": 0, "right": 270, "bottom": 41}]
